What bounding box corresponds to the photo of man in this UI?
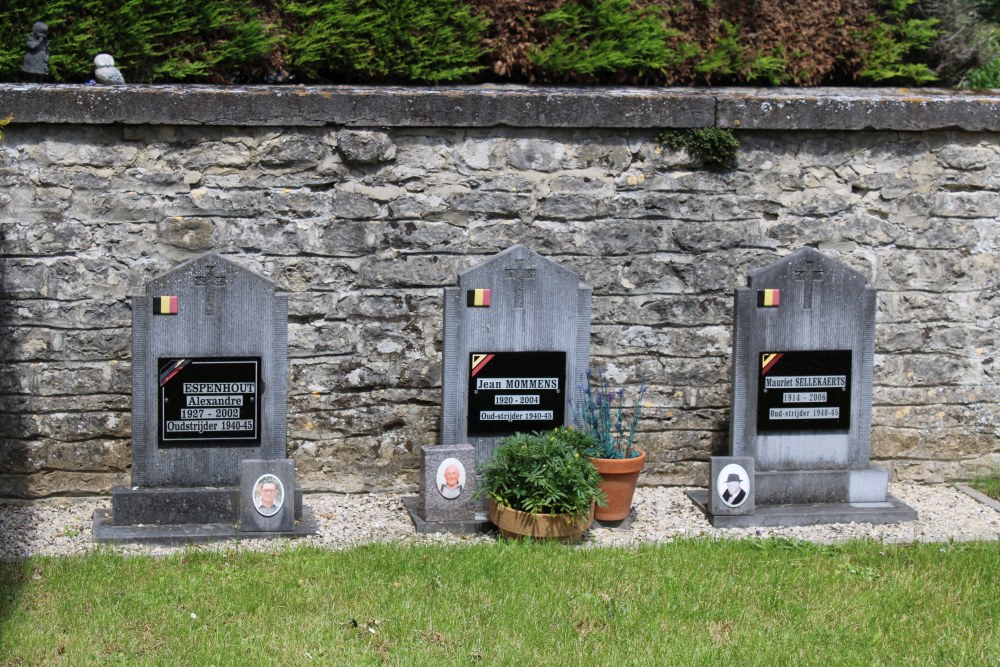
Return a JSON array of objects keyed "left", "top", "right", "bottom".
[
  {"left": 436, "top": 458, "right": 466, "bottom": 499},
  {"left": 722, "top": 473, "right": 747, "bottom": 507},
  {"left": 254, "top": 474, "right": 284, "bottom": 517},
  {"left": 717, "top": 464, "right": 750, "bottom": 509}
]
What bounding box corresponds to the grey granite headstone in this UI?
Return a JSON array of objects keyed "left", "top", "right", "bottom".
[
  {"left": 101, "top": 253, "right": 315, "bottom": 540},
  {"left": 689, "top": 248, "right": 915, "bottom": 527},
  {"left": 241, "top": 459, "right": 295, "bottom": 532},
  {"left": 403, "top": 445, "right": 479, "bottom": 533},
  {"left": 418, "top": 445, "right": 476, "bottom": 521},
  {"left": 442, "top": 245, "right": 591, "bottom": 511}
]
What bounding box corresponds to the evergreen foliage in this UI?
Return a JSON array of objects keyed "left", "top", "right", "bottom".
[
  {"left": 918, "top": 0, "right": 1000, "bottom": 84},
  {"left": 0, "top": 0, "right": 274, "bottom": 83},
  {"left": 963, "top": 57, "right": 1000, "bottom": 86},
  {"left": 529, "top": 0, "right": 687, "bottom": 80},
  {"left": 0, "top": 0, "right": 983, "bottom": 86},
  {"left": 856, "top": 0, "right": 940, "bottom": 82},
  {"left": 692, "top": 19, "right": 790, "bottom": 85},
  {"left": 280, "top": 0, "right": 488, "bottom": 83}
]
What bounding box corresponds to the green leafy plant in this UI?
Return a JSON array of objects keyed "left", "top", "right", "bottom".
[
  {"left": 963, "top": 57, "right": 1000, "bottom": 86},
  {"left": 856, "top": 0, "right": 940, "bottom": 83},
  {"left": 571, "top": 368, "right": 647, "bottom": 460},
  {"left": 477, "top": 428, "right": 606, "bottom": 518},
  {"left": 657, "top": 127, "right": 741, "bottom": 169},
  {"left": 281, "top": 0, "right": 487, "bottom": 83},
  {"left": 530, "top": 0, "right": 687, "bottom": 79},
  {"left": 0, "top": 114, "right": 11, "bottom": 141}
]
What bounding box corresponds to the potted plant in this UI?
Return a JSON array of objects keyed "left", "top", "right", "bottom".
[
  {"left": 478, "top": 428, "right": 607, "bottom": 543},
  {"left": 571, "top": 369, "right": 648, "bottom": 522}
]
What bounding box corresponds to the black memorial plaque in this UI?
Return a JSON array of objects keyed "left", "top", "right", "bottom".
[
  {"left": 467, "top": 351, "right": 566, "bottom": 437},
  {"left": 158, "top": 357, "right": 261, "bottom": 447},
  {"left": 757, "top": 350, "right": 851, "bottom": 433}
]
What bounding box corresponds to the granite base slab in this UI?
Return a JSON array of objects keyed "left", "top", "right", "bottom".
[
  {"left": 592, "top": 514, "right": 633, "bottom": 531},
  {"left": 111, "top": 485, "right": 303, "bottom": 525},
  {"left": 686, "top": 489, "right": 917, "bottom": 528},
  {"left": 402, "top": 495, "right": 489, "bottom": 535},
  {"left": 754, "top": 468, "right": 890, "bottom": 504},
  {"left": 93, "top": 506, "right": 318, "bottom": 545}
]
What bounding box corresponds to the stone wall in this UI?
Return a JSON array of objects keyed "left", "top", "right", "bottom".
[{"left": 0, "top": 85, "right": 997, "bottom": 497}]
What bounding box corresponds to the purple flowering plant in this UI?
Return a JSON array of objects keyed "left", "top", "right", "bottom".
[{"left": 569, "top": 367, "right": 647, "bottom": 460}]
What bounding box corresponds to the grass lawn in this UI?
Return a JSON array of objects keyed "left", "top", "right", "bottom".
[
  {"left": 969, "top": 468, "right": 1000, "bottom": 501},
  {"left": 1, "top": 538, "right": 998, "bottom": 666}
]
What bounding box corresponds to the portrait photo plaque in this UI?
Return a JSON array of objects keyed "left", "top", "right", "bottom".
[
  {"left": 436, "top": 458, "right": 467, "bottom": 499},
  {"left": 709, "top": 456, "right": 755, "bottom": 517},
  {"left": 716, "top": 464, "right": 750, "bottom": 509},
  {"left": 253, "top": 473, "right": 284, "bottom": 517},
  {"left": 240, "top": 459, "right": 295, "bottom": 532},
  {"left": 467, "top": 351, "right": 566, "bottom": 437}
]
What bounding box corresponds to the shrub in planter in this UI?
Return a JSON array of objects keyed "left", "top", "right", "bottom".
[{"left": 478, "top": 428, "right": 606, "bottom": 542}]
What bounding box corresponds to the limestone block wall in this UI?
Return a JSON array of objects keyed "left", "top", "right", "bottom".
[{"left": 0, "top": 85, "right": 997, "bottom": 497}]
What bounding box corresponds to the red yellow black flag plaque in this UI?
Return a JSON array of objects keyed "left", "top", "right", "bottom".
[
  {"left": 757, "top": 289, "right": 780, "bottom": 307},
  {"left": 466, "top": 288, "right": 491, "bottom": 307},
  {"left": 154, "top": 295, "right": 178, "bottom": 315}
]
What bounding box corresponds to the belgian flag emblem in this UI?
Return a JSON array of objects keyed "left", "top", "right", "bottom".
[
  {"left": 154, "top": 296, "right": 178, "bottom": 315},
  {"left": 757, "top": 289, "right": 780, "bottom": 308},
  {"left": 466, "top": 288, "right": 491, "bottom": 307}
]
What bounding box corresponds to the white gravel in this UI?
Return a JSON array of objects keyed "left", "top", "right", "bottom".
[{"left": 1, "top": 482, "right": 997, "bottom": 560}]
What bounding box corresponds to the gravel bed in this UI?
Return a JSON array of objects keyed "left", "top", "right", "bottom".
[{"left": 1, "top": 482, "right": 997, "bottom": 561}]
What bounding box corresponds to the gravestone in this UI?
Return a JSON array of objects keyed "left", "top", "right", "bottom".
[
  {"left": 94, "top": 253, "right": 315, "bottom": 543},
  {"left": 688, "top": 247, "right": 916, "bottom": 527},
  {"left": 709, "top": 457, "right": 755, "bottom": 518},
  {"left": 441, "top": 245, "right": 592, "bottom": 512},
  {"left": 240, "top": 459, "right": 295, "bottom": 533},
  {"left": 402, "top": 444, "right": 479, "bottom": 534}
]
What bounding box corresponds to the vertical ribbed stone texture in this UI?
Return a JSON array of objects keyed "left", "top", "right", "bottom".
[
  {"left": 729, "top": 248, "right": 885, "bottom": 504},
  {"left": 131, "top": 253, "right": 288, "bottom": 487},
  {"left": 131, "top": 297, "right": 150, "bottom": 487},
  {"left": 442, "top": 245, "right": 591, "bottom": 508}
]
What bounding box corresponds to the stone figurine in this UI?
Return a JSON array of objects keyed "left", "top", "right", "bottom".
[
  {"left": 94, "top": 54, "right": 125, "bottom": 85},
  {"left": 22, "top": 22, "right": 49, "bottom": 82}
]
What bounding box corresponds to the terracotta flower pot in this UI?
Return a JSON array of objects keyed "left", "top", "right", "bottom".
[
  {"left": 591, "top": 450, "right": 646, "bottom": 522},
  {"left": 488, "top": 500, "right": 594, "bottom": 544}
]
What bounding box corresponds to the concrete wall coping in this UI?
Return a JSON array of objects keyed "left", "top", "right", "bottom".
[{"left": 1, "top": 84, "right": 998, "bottom": 131}]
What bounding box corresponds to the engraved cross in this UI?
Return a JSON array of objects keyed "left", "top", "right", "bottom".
[
  {"left": 504, "top": 258, "right": 536, "bottom": 309},
  {"left": 193, "top": 264, "right": 227, "bottom": 316},
  {"left": 793, "top": 260, "right": 824, "bottom": 310}
]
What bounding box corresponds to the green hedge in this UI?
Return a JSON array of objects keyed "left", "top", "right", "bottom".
[
  {"left": 0, "top": 0, "right": 274, "bottom": 83},
  {"left": 0, "top": 0, "right": 981, "bottom": 86},
  {"left": 281, "top": 0, "right": 487, "bottom": 84}
]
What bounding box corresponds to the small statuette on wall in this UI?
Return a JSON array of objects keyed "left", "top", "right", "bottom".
[
  {"left": 94, "top": 54, "right": 125, "bottom": 85},
  {"left": 22, "top": 22, "right": 49, "bottom": 83}
]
